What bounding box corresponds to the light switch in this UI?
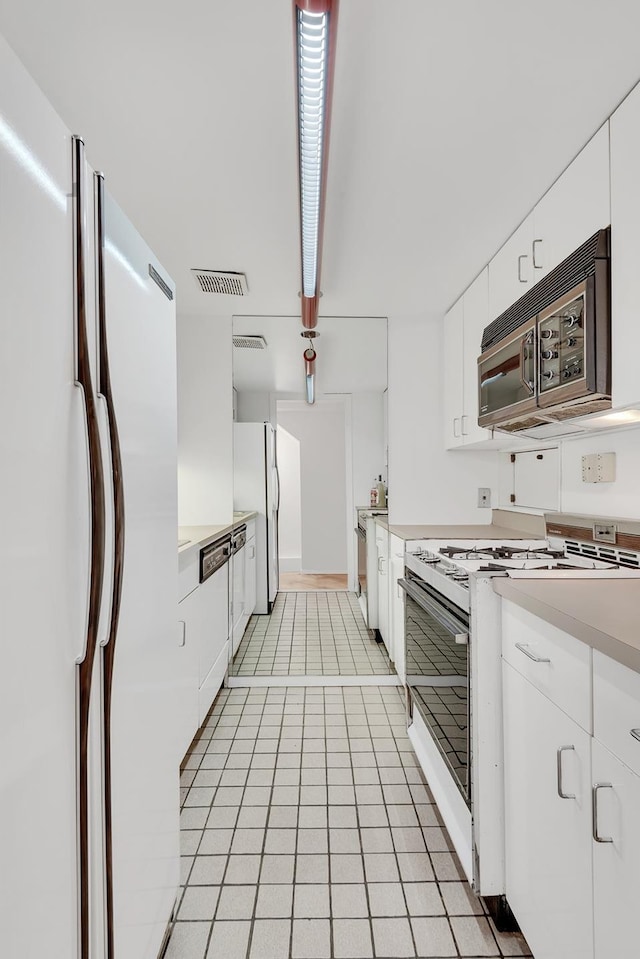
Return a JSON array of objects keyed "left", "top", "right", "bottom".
[{"left": 581, "top": 452, "right": 616, "bottom": 483}]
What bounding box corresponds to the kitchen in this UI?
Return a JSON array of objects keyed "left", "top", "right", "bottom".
[{"left": 2, "top": 3, "right": 640, "bottom": 959}]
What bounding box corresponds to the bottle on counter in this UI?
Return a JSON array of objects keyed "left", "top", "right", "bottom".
[
  {"left": 370, "top": 479, "right": 379, "bottom": 508},
  {"left": 376, "top": 475, "right": 387, "bottom": 509}
]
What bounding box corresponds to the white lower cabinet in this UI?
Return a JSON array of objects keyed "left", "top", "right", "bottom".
[
  {"left": 503, "top": 661, "right": 594, "bottom": 959},
  {"left": 389, "top": 534, "right": 405, "bottom": 680},
  {"left": 197, "top": 563, "right": 230, "bottom": 725},
  {"left": 231, "top": 544, "right": 245, "bottom": 654},
  {"left": 244, "top": 535, "right": 257, "bottom": 621},
  {"left": 591, "top": 739, "right": 640, "bottom": 959},
  {"left": 376, "top": 525, "right": 390, "bottom": 652},
  {"left": 176, "top": 585, "right": 203, "bottom": 761}
]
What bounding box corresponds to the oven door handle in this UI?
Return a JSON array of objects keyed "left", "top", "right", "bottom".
[{"left": 399, "top": 578, "right": 469, "bottom": 640}]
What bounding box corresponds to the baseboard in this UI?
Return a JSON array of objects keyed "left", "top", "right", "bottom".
[{"left": 227, "top": 674, "right": 401, "bottom": 688}]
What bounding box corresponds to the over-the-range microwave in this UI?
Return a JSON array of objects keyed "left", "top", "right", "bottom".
[{"left": 477, "top": 228, "right": 611, "bottom": 433}]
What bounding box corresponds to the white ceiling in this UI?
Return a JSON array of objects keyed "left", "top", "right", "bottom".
[
  {"left": 232, "top": 315, "right": 387, "bottom": 393},
  {"left": 2, "top": 1, "right": 640, "bottom": 320}
]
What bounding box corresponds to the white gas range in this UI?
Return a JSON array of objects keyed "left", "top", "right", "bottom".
[{"left": 400, "top": 514, "right": 640, "bottom": 917}]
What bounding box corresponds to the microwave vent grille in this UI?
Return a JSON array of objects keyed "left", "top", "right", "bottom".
[{"left": 481, "top": 228, "right": 610, "bottom": 352}]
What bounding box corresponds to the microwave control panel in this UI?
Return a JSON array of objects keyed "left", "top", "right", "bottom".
[{"left": 538, "top": 292, "right": 585, "bottom": 392}]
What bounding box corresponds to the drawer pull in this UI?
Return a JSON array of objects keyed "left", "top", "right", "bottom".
[
  {"left": 592, "top": 783, "right": 614, "bottom": 843},
  {"left": 557, "top": 745, "right": 576, "bottom": 800},
  {"left": 515, "top": 642, "right": 550, "bottom": 663},
  {"left": 631, "top": 729, "right": 640, "bottom": 742}
]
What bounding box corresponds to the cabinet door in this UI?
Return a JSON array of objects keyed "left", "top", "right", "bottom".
[
  {"left": 533, "top": 124, "right": 610, "bottom": 279},
  {"left": 592, "top": 739, "right": 640, "bottom": 959},
  {"left": 503, "top": 662, "right": 593, "bottom": 959},
  {"left": 462, "top": 268, "right": 492, "bottom": 444},
  {"left": 389, "top": 549, "right": 405, "bottom": 680},
  {"left": 177, "top": 587, "right": 204, "bottom": 758},
  {"left": 610, "top": 83, "right": 640, "bottom": 408},
  {"left": 488, "top": 215, "right": 534, "bottom": 320},
  {"left": 244, "top": 537, "right": 257, "bottom": 619},
  {"left": 443, "top": 296, "right": 464, "bottom": 449}
]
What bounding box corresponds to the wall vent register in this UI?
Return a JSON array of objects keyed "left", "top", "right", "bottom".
[{"left": 191, "top": 269, "right": 249, "bottom": 295}]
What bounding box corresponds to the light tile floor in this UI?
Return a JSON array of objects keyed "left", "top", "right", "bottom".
[
  {"left": 232, "top": 592, "right": 393, "bottom": 677},
  {"left": 174, "top": 685, "right": 532, "bottom": 959}
]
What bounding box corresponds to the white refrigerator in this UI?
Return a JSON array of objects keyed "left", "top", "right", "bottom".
[
  {"left": 233, "top": 422, "right": 280, "bottom": 613},
  {"left": 0, "top": 36, "right": 180, "bottom": 959}
]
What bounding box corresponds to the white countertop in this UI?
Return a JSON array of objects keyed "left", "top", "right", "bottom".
[
  {"left": 377, "top": 521, "right": 545, "bottom": 541},
  {"left": 494, "top": 577, "right": 640, "bottom": 674},
  {"left": 178, "top": 512, "right": 257, "bottom": 555}
]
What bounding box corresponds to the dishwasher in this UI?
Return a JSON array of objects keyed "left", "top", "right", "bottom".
[{"left": 198, "top": 533, "right": 232, "bottom": 724}]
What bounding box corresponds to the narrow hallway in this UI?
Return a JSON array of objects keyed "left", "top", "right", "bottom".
[{"left": 174, "top": 628, "right": 532, "bottom": 959}]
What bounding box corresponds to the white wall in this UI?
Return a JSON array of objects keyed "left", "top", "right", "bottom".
[
  {"left": 351, "top": 393, "right": 386, "bottom": 507},
  {"left": 177, "top": 313, "right": 233, "bottom": 526},
  {"left": 559, "top": 426, "right": 640, "bottom": 517},
  {"left": 278, "top": 404, "right": 348, "bottom": 573},
  {"left": 237, "top": 391, "right": 273, "bottom": 424},
  {"left": 276, "top": 426, "right": 302, "bottom": 571},
  {"left": 388, "top": 314, "right": 500, "bottom": 524}
]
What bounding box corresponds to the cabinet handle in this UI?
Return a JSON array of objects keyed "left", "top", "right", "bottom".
[
  {"left": 455, "top": 632, "right": 469, "bottom": 646},
  {"left": 515, "top": 642, "right": 550, "bottom": 663},
  {"left": 532, "top": 238, "right": 543, "bottom": 270},
  {"left": 178, "top": 621, "right": 186, "bottom": 647},
  {"left": 630, "top": 729, "right": 640, "bottom": 742},
  {"left": 461, "top": 415, "right": 469, "bottom": 436},
  {"left": 378, "top": 557, "right": 386, "bottom": 573},
  {"left": 592, "top": 783, "right": 614, "bottom": 843},
  {"left": 517, "top": 254, "right": 528, "bottom": 283},
  {"left": 556, "top": 746, "right": 576, "bottom": 799},
  {"left": 453, "top": 417, "right": 461, "bottom": 438}
]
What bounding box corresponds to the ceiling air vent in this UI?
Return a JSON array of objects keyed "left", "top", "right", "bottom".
[
  {"left": 191, "top": 269, "right": 249, "bottom": 295},
  {"left": 233, "top": 335, "right": 267, "bottom": 350}
]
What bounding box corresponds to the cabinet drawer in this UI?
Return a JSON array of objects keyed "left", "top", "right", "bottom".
[
  {"left": 593, "top": 650, "right": 640, "bottom": 777},
  {"left": 502, "top": 601, "right": 591, "bottom": 732}
]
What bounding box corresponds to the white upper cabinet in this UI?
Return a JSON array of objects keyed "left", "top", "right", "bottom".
[
  {"left": 443, "top": 294, "right": 464, "bottom": 448},
  {"left": 462, "top": 269, "right": 492, "bottom": 444},
  {"left": 487, "top": 126, "right": 610, "bottom": 326},
  {"left": 610, "top": 81, "right": 640, "bottom": 408},
  {"left": 444, "top": 272, "right": 493, "bottom": 449},
  {"left": 532, "top": 124, "right": 610, "bottom": 280},
  {"left": 488, "top": 215, "right": 535, "bottom": 320}
]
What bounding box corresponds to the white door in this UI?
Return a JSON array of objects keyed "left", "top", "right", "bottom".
[
  {"left": 0, "top": 39, "right": 88, "bottom": 959},
  {"left": 443, "top": 296, "right": 464, "bottom": 449},
  {"left": 488, "top": 214, "right": 535, "bottom": 319},
  {"left": 503, "top": 662, "right": 593, "bottom": 959},
  {"left": 533, "top": 124, "right": 610, "bottom": 279},
  {"left": 101, "top": 188, "right": 180, "bottom": 959},
  {"left": 592, "top": 739, "right": 640, "bottom": 959},
  {"left": 232, "top": 544, "right": 245, "bottom": 649}
]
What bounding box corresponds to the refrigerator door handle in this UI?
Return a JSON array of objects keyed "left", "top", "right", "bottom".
[
  {"left": 94, "top": 171, "right": 125, "bottom": 959},
  {"left": 72, "top": 136, "right": 107, "bottom": 959}
]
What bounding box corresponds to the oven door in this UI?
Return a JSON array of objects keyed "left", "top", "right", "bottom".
[
  {"left": 478, "top": 318, "right": 537, "bottom": 428},
  {"left": 400, "top": 575, "right": 470, "bottom": 805}
]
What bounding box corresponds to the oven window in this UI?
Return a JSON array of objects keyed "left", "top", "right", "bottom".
[
  {"left": 405, "top": 593, "right": 469, "bottom": 801},
  {"left": 479, "top": 331, "right": 535, "bottom": 416}
]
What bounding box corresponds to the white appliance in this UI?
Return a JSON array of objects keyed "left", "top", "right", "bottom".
[
  {"left": 233, "top": 422, "right": 279, "bottom": 613},
  {"left": 0, "top": 37, "right": 180, "bottom": 959},
  {"left": 401, "top": 515, "right": 640, "bottom": 920}
]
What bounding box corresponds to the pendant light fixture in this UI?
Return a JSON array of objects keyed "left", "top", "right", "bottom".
[{"left": 293, "top": 0, "right": 338, "bottom": 400}]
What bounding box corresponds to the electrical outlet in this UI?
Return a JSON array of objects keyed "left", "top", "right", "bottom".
[{"left": 478, "top": 488, "right": 491, "bottom": 508}]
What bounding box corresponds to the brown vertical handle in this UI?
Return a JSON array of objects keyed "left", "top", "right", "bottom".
[
  {"left": 95, "top": 171, "right": 125, "bottom": 959},
  {"left": 73, "top": 135, "right": 106, "bottom": 959}
]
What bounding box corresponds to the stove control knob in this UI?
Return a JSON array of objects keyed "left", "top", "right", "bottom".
[
  {"left": 540, "top": 329, "right": 557, "bottom": 339},
  {"left": 566, "top": 337, "right": 577, "bottom": 347},
  {"left": 541, "top": 370, "right": 555, "bottom": 381},
  {"left": 541, "top": 349, "right": 558, "bottom": 360},
  {"left": 562, "top": 369, "right": 572, "bottom": 379}
]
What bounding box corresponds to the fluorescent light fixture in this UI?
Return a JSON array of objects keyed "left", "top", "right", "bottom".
[
  {"left": 582, "top": 408, "right": 640, "bottom": 428},
  {"left": 296, "top": 6, "right": 329, "bottom": 298},
  {"left": 306, "top": 373, "right": 315, "bottom": 404}
]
